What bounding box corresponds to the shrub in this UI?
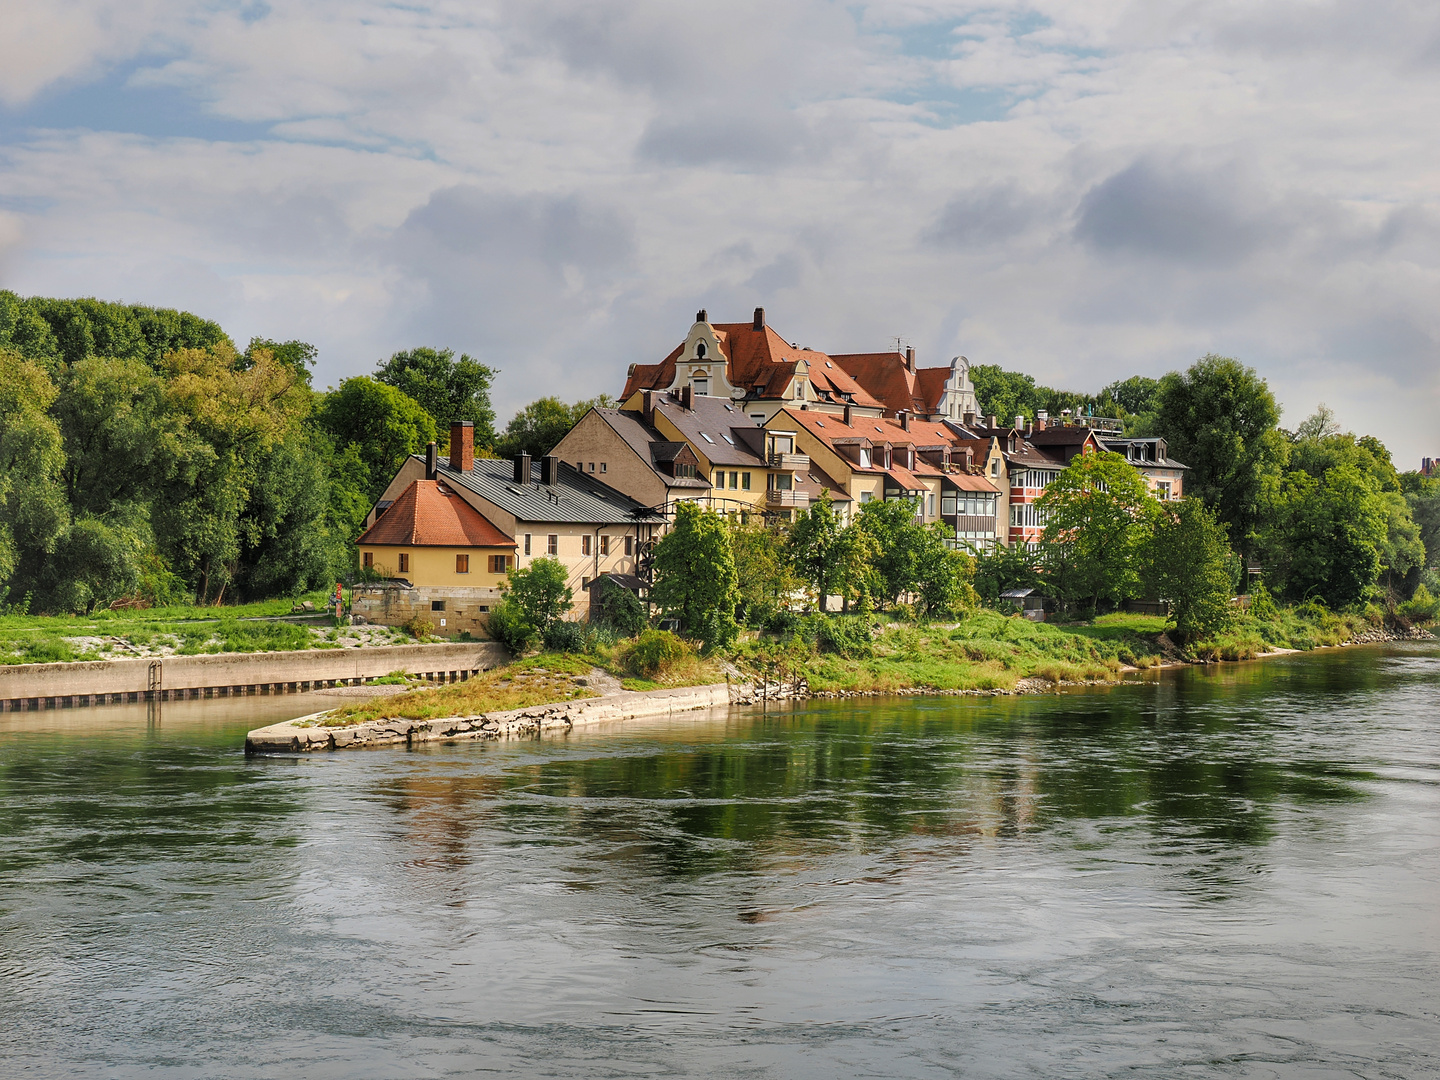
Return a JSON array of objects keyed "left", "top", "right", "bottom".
[
  {"left": 625, "top": 628, "right": 692, "bottom": 678},
  {"left": 486, "top": 598, "right": 536, "bottom": 655},
  {"left": 591, "top": 578, "right": 647, "bottom": 636},
  {"left": 400, "top": 614, "right": 432, "bottom": 639},
  {"left": 1247, "top": 581, "right": 1279, "bottom": 621},
  {"left": 764, "top": 609, "right": 801, "bottom": 636},
  {"left": 811, "top": 614, "right": 874, "bottom": 658},
  {"left": 542, "top": 619, "right": 588, "bottom": 653},
  {"left": 1400, "top": 583, "right": 1439, "bottom": 622}
]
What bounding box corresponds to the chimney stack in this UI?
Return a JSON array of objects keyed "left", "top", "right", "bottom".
[
  {"left": 963, "top": 411, "right": 977, "bottom": 428},
  {"left": 905, "top": 345, "right": 915, "bottom": 373},
  {"left": 843, "top": 403, "right": 853, "bottom": 426},
  {"left": 642, "top": 389, "right": 656, "bottom": 424},
  {"left": 514, "top": 452, "right": 531, "bottom": 485},
  {"left": 680, "top": 384, "right": 693, "bottom": 410},
  {"left": 1036, "top": 410, "right": 1048, "bottom": 431},
  {"left": 987, "top": 414, "right": 998, "bottom": 430},
  {"left": 753, "top": 307, "right": 765, "bottom": 331},
  {"left": 696, "top": 308, "right": 707, "bottom": 323},
  {"left": 540, "top": 455, "right": 559, "bottom": 485},
  {"left": 899, "top": 410, "right": 911, "bottom": 431},
  {"left": 1014, "top": 414, "right": 1025, "bottom": 433},
  {"left": 425, "top": 441, "right": 437, "bottom": 481},
  {"left": 449, "top": 421, "right": 474, "bottom": 473}
]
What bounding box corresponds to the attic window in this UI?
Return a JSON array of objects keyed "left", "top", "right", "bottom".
[
  {"left": 436, "top": 484, "right": 452, "bottom": 495},
  {"left": 721, "top": 433, "right": 734, "bottom": 444},
  {"left": 695, "top": 342, "right": 707, "bottom": 359},
  {"left": 815, "top": 420, "right": 824, "bottom": 427},
  {"left": 825, "top": 361, "right": 832, "bottom": 368},
  {"left": 700, "top": 432, "right": 715, "bottom": 443},
  {"left": 875, "top": 426, "right": 884, "bottom": 433}
]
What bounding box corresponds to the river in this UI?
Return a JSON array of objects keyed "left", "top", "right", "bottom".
[{"left": 2, "top": 644, "right": 1437, "bottom": 1078}]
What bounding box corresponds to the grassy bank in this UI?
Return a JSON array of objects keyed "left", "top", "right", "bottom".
[{"left": 0, "top": 591, "right": 412, "bottom": 664}]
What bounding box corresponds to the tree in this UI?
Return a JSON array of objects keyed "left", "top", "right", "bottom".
[
  {"left": 493, "top": 395, "right": 613, "bottom": 460},
  {"left": 786, "top": 494, "right": 848, "bottom": 612},
  {"left": 590, "top": 576, "right": 647, "bottom": 636},
  {"left": 1400, "top": 471, "right": 1440, "bottom": 571},
  {"left": 316, "top": 377, "right": 437, "bottom": 499},
  {"left": 1263, "top": 465, "right": 1386, "bottom": 608},
  {"left": 730, "top": 518, "right": 800, "bottom": 625},
  {"left": 246, "top": 338, "right": 317, "bottom": 386},
  {"left": 504, "top": 557, "right": 573, "bottom": 633},
  {"left": 652, "top": 500, "right": 739, "bottom": 646},
  {"left": 855, "top": 497, "right": 939, "bottom": 607},
  {"left": 1147, "top": 499, "right": 1235, "bottom": 643},
  {"left": 375, "top": 347, "right": 498, "bottom": 450},
  {"left": 913, "top": 527, "right": 978, "bottom": 618},
  {"left": 1037, "top": 450, "right": 1157, "bottom": 612},
  {"left": 1152, "top": 356, "right": 1288, "bottom": 560},
  {"left": 0, "top": 349, "right": 70, "bottom": 590},
  {"left": 972, "top": 542, "right": 1042, "bottom": 606}
]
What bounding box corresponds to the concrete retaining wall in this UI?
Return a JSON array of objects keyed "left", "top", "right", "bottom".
[{"left": 0, "top": 641, "right": 509, "bottom": 710}]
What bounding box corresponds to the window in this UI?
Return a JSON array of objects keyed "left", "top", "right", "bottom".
[
  {"left": 942, "top": 495, "right": 957, "bottom": 516},
  {"left": 362, "top": 551, "right": 374, "bottom": 568},
  {"left": 431, "top": 600, "right": 446, "bottom": 611},
  {"left": 625, "top": 536, "right": 634, "bottom": 556},
  {"left": 398, "top": 553, "right": 410, "bottom": 573},
  {"left": 489, "top": 554, "right": 510, "bottom": 573},
  {"left": 1156, "top": 481, "right": 1172, "bottom": 500},
  {"left": 700, "top": 432, "right": 714, "bottom": 443},
  {"left": 714, "top": 471, "right": 725, "bottom": 488},
  {"left": 575, "top": 461, "right": 582, "bottom": 472},
  {"left": 600, "top": 535, "right": 610, "bottom": 556},
  {"left": 693, "top": 378, "right": 709, "bottom": 396},
  {"left": 523, "top": 533, "right": 532, "bottom": 556},
  {"left": 928, "top": 494, "right": 936, "bottom": 517},
  {"left": 860, "top": 491, "right": 874, "bottom": 503},
  {"left": 741, "top": 472, "right": 751, "bottom": 490},
  {"left": 859, "top": 448, "right": 872, "bottom": 468},
  {"left": 729, "top": 471, "right": 738, "bottom": 489},
  {"left": 456, "top": 554, "right": 469, "bottom": 573},
  {"left": 750, "top": 414, "right": 765, "bottom": 423},
  {"left": 588, "top": 462, "right": 595, "bottom": 473},
  {"left": 582, "top": 535, "right": 592, "bottom": 556},
  {"left": 600, "top": 462, "right": 607, "bottom": 473},
  {"left": 547, "top": 534, "right": 558, "bottom": 556}
]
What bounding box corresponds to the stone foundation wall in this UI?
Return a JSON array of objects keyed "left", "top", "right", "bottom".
[{"left": 352, "top": 584, "right": 505, "bottom": 635}]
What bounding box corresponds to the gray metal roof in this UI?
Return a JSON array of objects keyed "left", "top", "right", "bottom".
[
  {"left": 431, "top": 456, "right": 664, "bottom": 525},
  {"left": 651, "top": 396, "right": 768, "bottom": 468}
]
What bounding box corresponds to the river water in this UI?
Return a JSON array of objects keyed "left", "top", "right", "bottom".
[{"left": 1, "top": 645, "right": 1438, "bottom": 1079}]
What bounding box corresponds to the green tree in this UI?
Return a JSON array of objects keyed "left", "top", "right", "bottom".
[
  {"left": 1400, "top": 471, "right": 1440, "bottom": 570},
  {"left": 972, "top": 542, "right": 1042, "bottom": 606},
  {"left": 504, "top": 557, "right": 573, "bottom": 633},
  {"left": 1147, "top": 498, "right": 1235, "bottom": 643},
  {"left": 786, "top": 494, "right": 848, "bottom": 612},
  {"left": 730, "top": 518, "right": 800, "bottom": 625},
  {"left": 317, "top": 376, "right": 437, "bottom": 499},
  {"left": 1263, "top": 465, "right": 1386, "bottom": 607},
  {"left": 652, "top": 501, "right": 739, "bottom": 645},
  {"left": 855, "top": 497, "right": 935, "bottom": 607},
  {"left": 0, "top": 349, "right": 70, "bottom": 589},
  {"left": 913, "top": 526, "right": 978, "bottom": 618},
  {"left": 1037, "top": 450, "right": 1157, "bottom": 612},
  {"left": 375, "top": 346, "right": 498, "bottom": 450},
  {"left": 494, "top": 395, "right": 613, "bottom": 460},
  {"left": 1152, "top": 355, "right": 1288, "bottom": 560},
  {"left": 246, "top": 338, "right": 317, "bottom": 386}
]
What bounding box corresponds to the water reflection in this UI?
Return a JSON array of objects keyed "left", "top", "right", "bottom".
[{"left": 0, "top": 644, "right": 1437, "bottom": 1078}]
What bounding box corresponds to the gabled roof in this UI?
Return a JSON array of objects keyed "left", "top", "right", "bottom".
[
  {"left": 621, "top": 318, "right": 884, "bottom": 410},
  {"left": 831, "top": 353, "right": 961, "bottom": 418},
  {"left": 589, "top": 408, "right": 710, "bottom": 489},
  {"left": 434, "top": 457, "right": 665, "bottom": 525},
  {"left": 357, "top": 480, "right": 515, "bottom": 548},
  {"left": 650, "top": 395, "right": 767, "bottom": 468}
]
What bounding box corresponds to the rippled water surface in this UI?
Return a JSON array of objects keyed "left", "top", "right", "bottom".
[{"left": 2, "top": 645, "right": 1439, "bottom": 1078}]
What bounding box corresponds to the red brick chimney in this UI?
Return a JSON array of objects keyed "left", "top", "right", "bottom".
[
  {"left": 450, "top": 421, "right": 474, "bottom": 472},
  {"left": 905, "top": 346, "right": 915, "bottom": 373},
  {"left": 680, "top": 385, "right": 693, "bottom": 410},
  {"left": 899, "top": 410, "right": 911, "bottom": 431},
  {"left": 753, "top": 307, "right": 765, "bottom": 331}
]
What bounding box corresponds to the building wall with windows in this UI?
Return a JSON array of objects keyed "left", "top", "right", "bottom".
[{"left": 358, "top": 544, "right": 512, "bottom": 589}]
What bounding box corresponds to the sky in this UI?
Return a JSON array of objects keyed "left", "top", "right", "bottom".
[{"left": 1, "top": 0, "right": 1437, "bottom": 466}]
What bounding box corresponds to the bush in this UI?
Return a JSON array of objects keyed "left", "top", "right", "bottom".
[
  {"left": 810, "top": 614, "right": 874, "bottom": 658},
  {"left": 625, "top": 628, "right": 692, "bottom": 678},
  {"left": 542, "top": 619, "right": 588, "bottom": 653},
  {"left": 764, "top": 609, "right": 801, "bottom": 636},
  {"left": 486, "top": 598, "right": 536, "bottom": 655},
  {"left": 400, "top": 614, "right": 432, "bottom": 639},
  {"left": 591, "top": 578, "right": 647, "bottom": 636},
  {"left": 1247, "top": 581, "right": 1279, "bottom": 621},
  {"left": 1400, "top": 583, "right": 1439, "bottom": 622}
]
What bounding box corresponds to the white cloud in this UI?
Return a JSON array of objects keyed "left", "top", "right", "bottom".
[{"left": 0, "top": 0, "right": 1436, "bottom": 462}]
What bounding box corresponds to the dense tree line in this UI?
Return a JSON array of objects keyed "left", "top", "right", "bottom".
[{"left": 0, "top": 292, "right": 497, "bottom": 612}]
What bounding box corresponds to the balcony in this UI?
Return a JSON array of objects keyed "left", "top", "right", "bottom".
[
  {"left": 767, "top": 451, "right": 809, "bottom": 470},
  {"left": 766, "top": 489, "right": 810, "bottom": 508}
]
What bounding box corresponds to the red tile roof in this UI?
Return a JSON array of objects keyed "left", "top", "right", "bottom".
[
  {"left": 777, "top": 408, "right": 1000, "bottom": 493},
  {"left": 357, "top": 480, "right": 515, "bottom": 548},
  {"left": 831, "top": 354, "right": 955, "bottom": 418},
  {"left": 622, "top": 320, "right": 885, "bottom": 410}
]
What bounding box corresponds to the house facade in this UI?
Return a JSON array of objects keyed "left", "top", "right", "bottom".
[
  {"left": 365, "top": 422, "right": 663, "bottom": 622},
  {"left": 831, "top": 348, "right": 980, "bottom": 422}
]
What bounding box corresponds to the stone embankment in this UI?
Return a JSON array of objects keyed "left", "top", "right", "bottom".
[
  {"left": 1343, "top": 626, "right": 1434, "bottom": 645},
  {"left": 246, "top": 682, "right": 735, "bottom": 754}
]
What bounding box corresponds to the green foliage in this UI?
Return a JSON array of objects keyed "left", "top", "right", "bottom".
[
  {"left": 1400, "top": 471, "right": 1440, "bottom": 571},
  {"left": 317, "top": 377, "right": 437, "bottom": 500},
  {"left": 914, "top": 527, "right": 978, "bottom": 618},
  {"left": 486, "top": 597, "right": 537, "bottom": 654},
  {"left": 244, "top": 338, "right": 317, "bottom": 386},
  {"left": 0, "top": 291, "right": 229, "bottom": 372},
  {"left": 1247, "top": 581, "right": 1279, "bottom": 620},
  {"left": 541, "top": 619, "right": 588, "bottom": 653},
  {"left": 652, "top": 501, "right": 739, "bottom": 641},
  {"left": 590, "top": 576, "right": 647, "bottom": 636},
  {"left": 1152, "top": 355, "right": 1288, "bottom": 559},
  {"left": 1399, "top": 583, "right": 1439, "bottom": 622},
  {"left": 624, "top": 627, "right": 693, "bottom": 678},
  {"left": 808, "top": 614, "right": 875, "bottom": 658},
  {"left": 730, "top": 519, "right": 800, "bottom": 625},
  {"left": 494, "top": 394, "right": 614, "bottom": 460},
  {"left": 1148, "top": 498, "right": 1234, "bottom": 643},
  {"left": 1038, "top": 450, "right": 1157, "bottom": 611},
  {"left": 375, "top": 346, "right": 498, "bottom": 450},
  {"left": 0, "top": 349, "right": 70, "bottom": 585},
  {"left": 1262, "top": 464, "right": 1387, "bottom": 608},
  {"left": 972, "top": 542, "right": 1042, "bottom": 606},
  {"left": 505, "top": 557, "right": 573, "bottom": 633},
  {"left": 785, "top": 494, "right": 852, "bottom": 611}
]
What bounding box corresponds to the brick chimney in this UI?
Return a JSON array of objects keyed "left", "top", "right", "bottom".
[
  {"left": 425, "top": 441, "right": 437, "bottom": 481},
  {"left": 696, "top": 308, "right": 707, "bottom": 323},
  {"left": 987, "top": 414, "right": 998, "bottom": 430},
  {"left": 843, "top": 404, "right": 853, "bottom": 426},
  {"left": 899, "top": 410, "right": 911, "bottom": 431},
  {"left": 905, "top": 346, "right": 915, "bottom": 373},
  {"left": 642, "top": 389, "right": 656, "bottom": 424},
  {"left": 753, "top": 307, "right": 765, "bottom": 331},
  {"left": 1036, "top": 410, "right": 1048, "bottom": 431},
  {"left": 963, "top": 411, "right": 977, "bottom": 428},
  {"left": 680, "top": 385, "right": 692, "bottom": 410},
  {"left": 450, "top": 421, "right": 474, "bottom": 472}
]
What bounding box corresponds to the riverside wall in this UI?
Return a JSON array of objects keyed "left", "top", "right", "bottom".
[{"left": 0, "top": 642, "right": 509, "bottom": 710}]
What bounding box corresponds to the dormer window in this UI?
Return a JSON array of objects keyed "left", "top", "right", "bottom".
[
  {"left": 859, "top": 447, "right": 872, "bottom": 468},
  {"left": 793, "top": 380, "right": 806, "bottom": 400}
]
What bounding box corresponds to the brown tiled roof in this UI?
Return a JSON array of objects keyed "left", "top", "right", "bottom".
[
  {"left": 831, "top": 354, "right": 958, "bottom": 418},
  {"left": 621, "top": 319, "right": 884, "bottom": 410},
  {"left": 357, "top": 480, "right": 514, "bottom": 548}
]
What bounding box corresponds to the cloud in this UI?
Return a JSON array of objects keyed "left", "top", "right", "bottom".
[{"left": 925, "top": 181, "right": 1055, "bottom": 246}]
